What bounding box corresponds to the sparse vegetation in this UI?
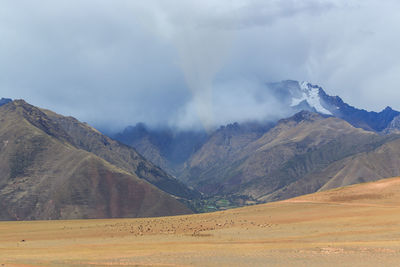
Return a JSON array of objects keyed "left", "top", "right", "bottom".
[
  {"left": 2, "top": 177, "right": 400, "bottom": 266},
  {"left": 9, "top": 135, "right": 46, "bottom": 179},
  {"left": 189, "top": 195, "right": 261, "bottom": 213}
]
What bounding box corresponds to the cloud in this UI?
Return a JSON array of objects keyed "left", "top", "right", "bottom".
[{"left": 0, "top": 0, "right": 399, "bottom": 132}]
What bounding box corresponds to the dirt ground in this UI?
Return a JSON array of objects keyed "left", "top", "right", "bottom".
[{"left": 2, "top": 177, "right": 400, "bottom": 266}]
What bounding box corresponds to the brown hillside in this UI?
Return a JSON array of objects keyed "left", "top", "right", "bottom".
[
  {"left": 286, "top": 176, "right": 400, "bottom": 206},
  {"left": 0, "top": 100, "right": 192, "bottom": 220},
  {"left": 41, "top": 108, "right": 199, "bottom": 200},
  {"left": 261, "top": 134, "right": 400, "bottom": 202},
  {"left": 181, "top": 111, "right": 397, "bottom": 202}
]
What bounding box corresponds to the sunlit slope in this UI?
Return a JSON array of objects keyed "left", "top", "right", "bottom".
[
  {"left": 286, "top": 176, "right": 400, "bottom": 206},
  {"left": 2, "top": 177, "right": 400, "bottom": 266}
]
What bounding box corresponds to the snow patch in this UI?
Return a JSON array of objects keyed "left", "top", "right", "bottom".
[{"left": 290, "top": 81, "right": 332, "bottom": 115}]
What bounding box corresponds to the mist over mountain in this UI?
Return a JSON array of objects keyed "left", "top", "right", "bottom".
[
  {"left": 2, "top": 79, "right": 400, "bottom": 215},
  {"left": 2, "top": 1, "right": 400, "bottom": 131},
  {"left": 113, "top": 123, "right": 208, "bottom": 176},
  {"left": 113, "top": 80, "right": 400, "bottom": 209},
  {"left": 267, "top": 80, "right": 400, "bottom": 132},
  {"left": 109, "top": 77, "right": 400, "bottom": 172},
  {"left": 116, "top": 108, "right": 400, "bottom": 207}
]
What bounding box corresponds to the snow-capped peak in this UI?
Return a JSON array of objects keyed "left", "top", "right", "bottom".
[{"left": 290, "top": 81, "right": 332, "bottom": 115}]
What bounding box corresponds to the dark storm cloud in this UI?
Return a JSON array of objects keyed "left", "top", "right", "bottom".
[{"left": 0, "top": 0, "right": 399, "bottom": 131}]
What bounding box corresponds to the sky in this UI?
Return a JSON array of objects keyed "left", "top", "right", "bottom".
[{"left": 1, "top": 0, "right": 400, "bottom": 132}]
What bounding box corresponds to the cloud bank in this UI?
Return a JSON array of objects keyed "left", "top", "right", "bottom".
[{"left": 1, "top": 0, "right": 400, "bottom": 132}]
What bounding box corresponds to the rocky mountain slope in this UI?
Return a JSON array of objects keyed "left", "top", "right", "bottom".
[
  {"left": 42, "top": 110, "right": 200, "bottom": 200},
  {"left": 0, "top": 100, "right": 193, "bottom": 220},
  {"left": 180, "top": 111, "right": 400, "bottom": 200}
]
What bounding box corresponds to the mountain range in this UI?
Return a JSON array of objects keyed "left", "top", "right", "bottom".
[
  {"left": 114, "top": 80, "right": 400, "bottom": 209},
  {"left": 3, "top": 80, "right": 400, "bottom": 219}
]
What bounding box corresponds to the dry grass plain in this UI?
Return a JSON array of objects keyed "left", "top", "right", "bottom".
[{"left": 2, "top": 177, "right": 400, "bottom": 266}]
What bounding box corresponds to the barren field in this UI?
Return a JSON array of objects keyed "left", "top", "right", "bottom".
[{"left": 2, "top": 177, "right": 400, "bottom": 266}]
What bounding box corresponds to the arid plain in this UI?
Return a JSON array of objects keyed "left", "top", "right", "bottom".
[{"left": 2, "top": 177, "right": 400, "bottom": 266}]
